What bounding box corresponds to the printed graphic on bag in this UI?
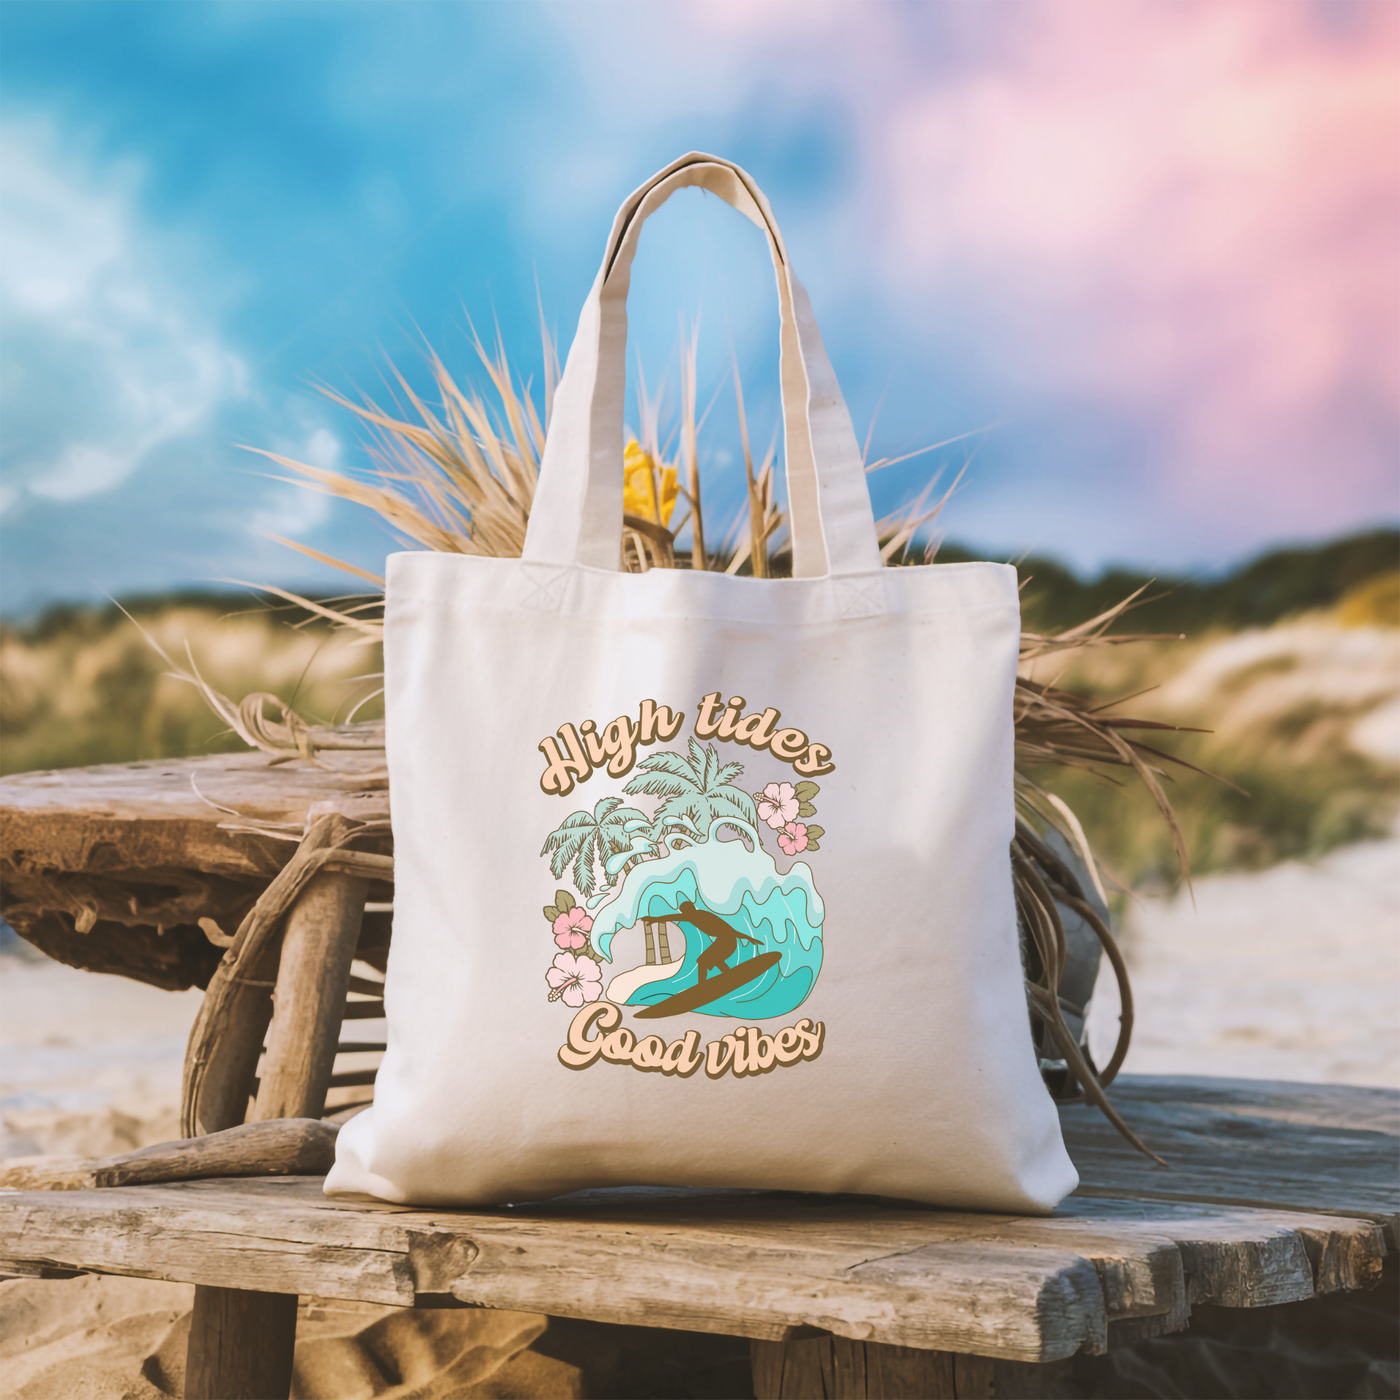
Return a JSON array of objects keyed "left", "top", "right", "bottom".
[{"left": 537, "top": 694, "right": 829, "bottom": 1079}]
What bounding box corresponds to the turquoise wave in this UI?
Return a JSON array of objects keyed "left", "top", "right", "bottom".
[{"left": 589, "top": 818, "right": 824, "bottom": 1020}]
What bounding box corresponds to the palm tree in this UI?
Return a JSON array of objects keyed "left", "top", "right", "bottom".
[
  {"left": 540, "top": 796, "right": 650, "bottom": 899},
  {"left": 621, "top": 741, "right": 762, "bottom": 967},
  {"left": 624, "top": 739, "right": 760, "bottom": 849}
]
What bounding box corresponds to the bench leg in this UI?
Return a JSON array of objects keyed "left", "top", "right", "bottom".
[
  {"left": 751, "top": 1335, "right": 995, "bottom": 1399},
  {"left": 184, "top": 1284, "right": 297, "bottom": 1399},
  {"left": 252, "top": 829, "right": 368, "bottom": 1122}
]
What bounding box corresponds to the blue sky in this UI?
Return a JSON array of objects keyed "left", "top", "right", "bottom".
[{"left": 2, "top": 1, "right": 1395, "bottom": 614}]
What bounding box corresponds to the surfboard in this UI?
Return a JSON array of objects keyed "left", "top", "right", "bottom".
[{"left": 632, "top": 951, "right": 782, "bottom": 1019}]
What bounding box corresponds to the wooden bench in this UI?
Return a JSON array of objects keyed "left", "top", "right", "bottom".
[{"left": 3, "top": 751, "right": 1396, "bottom": 1398}]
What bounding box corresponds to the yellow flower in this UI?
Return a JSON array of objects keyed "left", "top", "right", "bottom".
[{"left": 623, "top": 439, "right": 678, "bottom": 527}]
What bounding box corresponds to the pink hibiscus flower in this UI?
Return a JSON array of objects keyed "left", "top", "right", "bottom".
[
  {"left": 547, "top": 952, "right": 603, "bottom": 1007},
  {"left": 552, "top": 906, "right": 593, "bottom": 949},
  {"left": 777, "top": 820, "right": 809, "bottom": 856},
  {"left": 757, "top": 781, "right": 798, "bottom": 830}
]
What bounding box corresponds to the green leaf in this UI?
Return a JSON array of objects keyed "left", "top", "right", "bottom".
[
  {"left": 556, "top": 889, "right": 576, "bottom": 912},
  {"left": 805, "top": 838, "right": 820, "bottom": 851},
  {"left": 623, "top": 750, "right": 697, "bottom": 797},
  {"left": 571, "top": 841, "right": 597, "bottom": 899},
  {"left": 543, "top": 905, "right": 560, "bottom": 923},
  {"left": 804, "top": 825, "right": 825, "bottom": 840},
  {"left": 714, "top": 760, "right": 746, "bottom": 788},
  {"left": 794, "top": 781, "right": 820, "bottom": 801},
  {"left": 692, "top": 737, "right": 716, "bottom": 787},
  {"left": 797, "top": 800, "right": 816, "bottom": 817}
]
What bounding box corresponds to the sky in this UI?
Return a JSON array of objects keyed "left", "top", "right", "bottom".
[{"left": 1, "top": 0, "right": 1396, "bottom": 614}]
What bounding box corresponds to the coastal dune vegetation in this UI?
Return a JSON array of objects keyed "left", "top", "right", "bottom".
[
  {"left": 2, "top": 532, "right": 1393, "bottom": 897},
  {"left": 0, "top": 596, "right": 382, "bottom": 778}
]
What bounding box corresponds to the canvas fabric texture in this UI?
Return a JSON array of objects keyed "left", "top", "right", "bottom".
[{"left": 326, "top": 153, "right": 1078, "bottom": 1213}]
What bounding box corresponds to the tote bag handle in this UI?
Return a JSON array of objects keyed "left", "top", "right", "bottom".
[{"left": 522, "top": 153, "right": 882, "bottom": 579}]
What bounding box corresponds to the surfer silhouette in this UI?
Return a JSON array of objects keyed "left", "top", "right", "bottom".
[
  {"left": 632, "top": 901, "right": 781, "bottom": 1019},
  {"left": 678, "top": 899, "right": 762, "bottom": 981}
]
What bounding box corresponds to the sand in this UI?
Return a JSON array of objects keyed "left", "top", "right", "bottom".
[
  {"left": 1087, "top": 826, "right": 1400, "bottom": 1090},
  {"left": 0, "top": 953, "right": 202, "bottom": 1160}
]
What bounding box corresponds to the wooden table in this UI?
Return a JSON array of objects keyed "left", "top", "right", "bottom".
[
  {"left": 3, "top": 751, "right": 1396, "bottom": 1397},
  {"left": 2, "top": 1078, "right": 1394, "bottom": 1397},
  {"left": 0, "top": 748, "right": 392, "bottom": 990}
]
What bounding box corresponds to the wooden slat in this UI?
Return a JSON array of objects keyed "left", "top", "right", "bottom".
[
  {"left": 0, "top": 1179, "right": 444, "bottom": 1308},
  {"left": 339, "top": 1000, "right": 386, "bottom": 1019},
  {"left": 0, "top": 1176, "right": 1385, "bottom": 1363},
  {"left": 322, "top": 1098, "right": 374, "bottom": 1117},
  {"left": 325, "top": 1068, "right": 379, "bottom": 1089}
]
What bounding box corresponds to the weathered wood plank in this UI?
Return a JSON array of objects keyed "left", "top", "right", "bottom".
[
  {"left": 0, "top": 749, "right": 387, "bottom": 865},
  {"left": 1047, "top": 1196, "right": 1387, "bottom": 1303},
  {"left": 1062, "top": 1075, "right": 1400, "bottom": 1238},
  {"left": 450, "top": 1213, "right": 1107, "bottom": 1359},
  {"left": 0, "top": 1180, "right": 1104, "bottom": 1357},
  {"left": 0, "top": 1179, "right": 422, "bottom": 1305},
  {"left": 490, "top": 1179, "right": 1385, "bottom": 1323},
  {"left": 0, "top": 747, "right": 390, "bottom": 988},
  {"left": 750, "top": 1335, "right": 786, "bottom": 1398},
  {"left": 0, "top": 1176, "right": 1386, "bottom": 1362}
]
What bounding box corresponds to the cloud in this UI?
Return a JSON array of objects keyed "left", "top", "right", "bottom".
[
  {"left": 0, "top": 122, "right": 248, "bottom": 514},
  {"left": 867, "top": 3, "right": 1399, "bottom": 512},
  {"left": 645, "top": 1, "right": 1398, "bottom": 537},
  {"left": 247, "top": 424, "right": 339, "bottom": 543}
]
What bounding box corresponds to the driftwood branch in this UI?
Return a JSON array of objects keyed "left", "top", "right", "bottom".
[
  {"left": 251, "top": 815, "right": 369, "bottom": 1121},
  {"left": 0, "top": 1118, "right": 338, "bottom": 1192}
]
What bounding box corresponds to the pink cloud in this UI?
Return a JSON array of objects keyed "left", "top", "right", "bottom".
[
  {"left": 663, "top": 1, "right": 1399, "bottom": 532},
  {"left": 871, "top": 3, "right": 1398, "bottom": 512}
]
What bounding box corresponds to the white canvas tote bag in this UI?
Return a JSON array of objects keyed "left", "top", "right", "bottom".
[{"left": 326, "top": 153, "right": 1079, "bottom": 1213}]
